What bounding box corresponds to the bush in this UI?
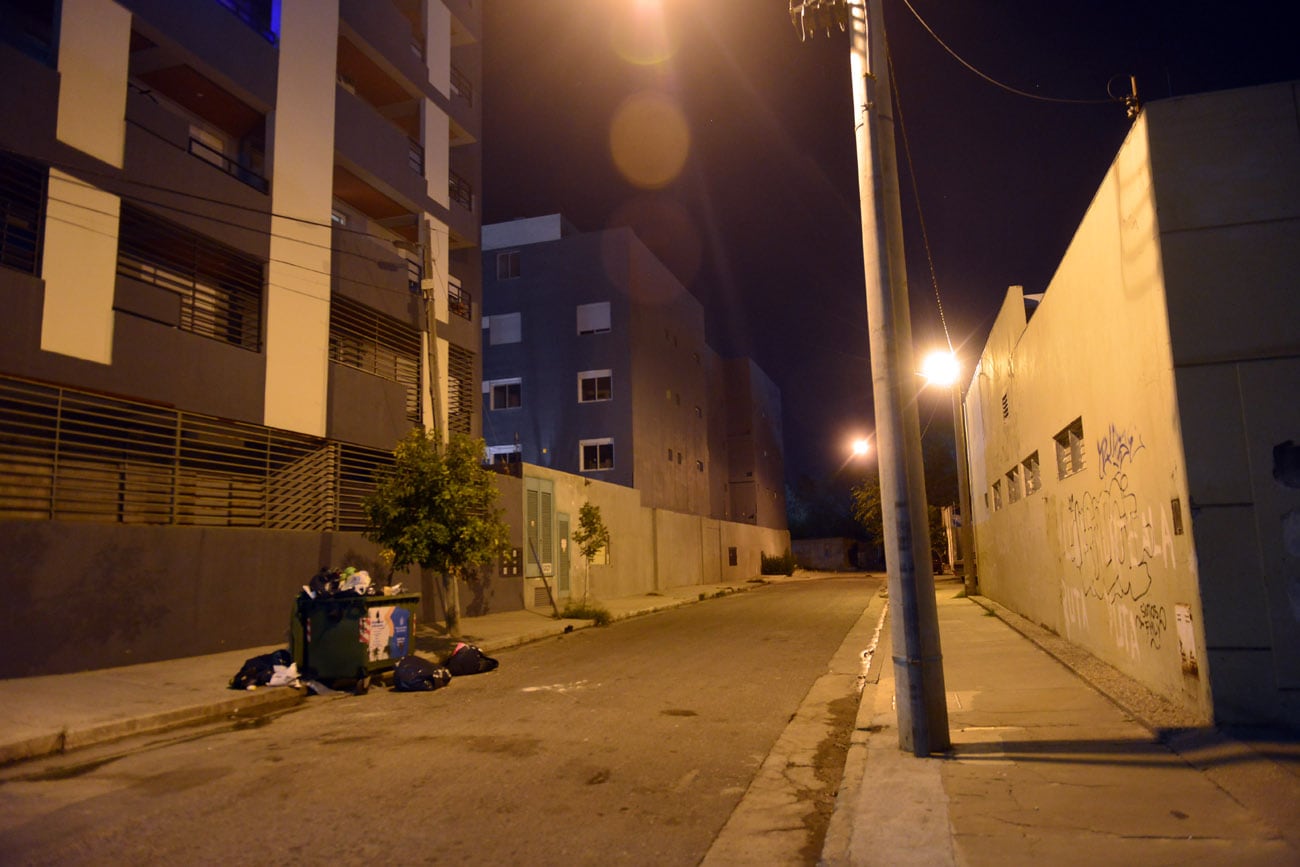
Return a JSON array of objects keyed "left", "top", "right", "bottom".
[
  {"left": 761, "top": 550, "right": 797, "bottom": 576},
  {"left": 559, "top": 600, "right": 612, "bottom": 626}
]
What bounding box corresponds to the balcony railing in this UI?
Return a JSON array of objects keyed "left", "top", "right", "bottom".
[
  {"left": 450, "top": 65, "right": 474, "bottom": 107},
  {"left": 408, "top": 138, "right": 424, "bottom": 175},
  {"left": 0, "top": 375, "right": 393, "bottom": 531},
  {"left": 448, "top": 281, "right": 472, "bottom": 320},
  {"left": 449, "top": 170, "right": 474, "bottom": 212},
  {"left": 188, "top": 137, "right": 269, "bottom": 194}
]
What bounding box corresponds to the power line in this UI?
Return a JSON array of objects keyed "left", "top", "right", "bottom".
[{"left": 896, "top": 0, "right": 1121, "bottom": 106}]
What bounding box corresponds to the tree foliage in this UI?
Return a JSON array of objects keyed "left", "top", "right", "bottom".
[
  {"left": 364, "top": 429, "right": 510, "bottom": 633},
  {"left": 571, "top": 501, "right": 610, "bottom": 562}
]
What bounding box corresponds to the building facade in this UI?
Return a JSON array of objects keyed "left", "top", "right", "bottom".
[
  {"left": 963, "top": 82, "right": 1300, "bottom": 728},
  {"left": 480, "top": 215, "right": 787, "bottom": 529},
  {"left": 0, "top": 0, "right": 483, "bottom": 676}
]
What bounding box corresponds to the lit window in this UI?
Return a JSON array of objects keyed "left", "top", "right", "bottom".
[
  {"left": 580, "top": 438, "right": 614, "bottom": 471},
  {"left": 496, "top": 250, "right": 520, "bottom": 280},
  {"left": 578, "top": 370, "right": 612, "bottom": 402},
  {"left": 1054, "top": 418, "right": 1086, "bottom": 479},
  {"left": 487, "top": 379, "right": 521, "bottom": 410},
  {"left": 577, "top": 302, "right": 611, "bottom": 335}
]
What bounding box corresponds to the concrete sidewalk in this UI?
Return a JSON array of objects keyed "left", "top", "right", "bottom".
[
  {"left": 823, "top": 580, "right": 1300, "bottom": 866},
  {"left": 0, "top": 577, "right": 771, "bottom": 767}
]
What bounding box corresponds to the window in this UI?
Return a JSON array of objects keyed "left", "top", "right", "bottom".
[
  {"left": 992, "top": 480, "right": 1003, "bottom": 511},
  {"left": 487, "top": 378, "right": 521, "bottom": 410},
  {"left": 0, "top": 150, "right": 46, "bottom": 275},
  {"left": 577, "top": 301, "right": 611, "bottom": 335},
  {"left": 696, "top": 459, "right": 704, "bottom": 472},
  {"left": 496, "top": 250, "right": 520, "bottom": 280},
  {"left": 489, "top": 312, "right": 521, "bottom": 345},
  {"left": 1001, "top": 393, "right": 1010, "bottom": 420},
  {"left": 580, "top": 438, "right": 614, "bottom": 471},
  {"left": 728, "top": 546, "right": 738, "bottom": 566},
  {"left": 116, "top": 204, "right": 263, "bottom": 350},
  {"left": 1023, "top": 451, "right": 1041, "bottom": 495},
  {"left": 1054, "top": 417, "right": 1085, "bottom": 478},
  {"left": 1006, "top": 467, "right": 1022, "bottom": 504},
  {"left": 329, "top": 293, "right": 422, "bottom": 421},
  {"left": 578, "top": 370, "right": 612, "bottom": 402},
  {"left": 446, "top": 345, "right": 475, "bottom": 434},
  {"left": 488, "top": 444, "right": 522, "bottom": 473},
  {"left": 666, "top": 447, "right": 673, "bottom": 461},
  {"left": 448, "top": 276, "right": 471, "bottom": 319}
]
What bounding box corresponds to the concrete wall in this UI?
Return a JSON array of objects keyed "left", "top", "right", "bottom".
[
  {"left": 966, "top": 83, "right": 1300, "bottom": 727},
  {"left": 1150, "top": 82, "right": 1300, "bottom": 726},
  {"left": 966, "top": 110, "right": 1212, "bottom": 723},
  {"left": 499, "top": 464, "right": 789, "bottom": 612},
  {"left": 0, "top": 521, "right": 388, "bottom": 678}
]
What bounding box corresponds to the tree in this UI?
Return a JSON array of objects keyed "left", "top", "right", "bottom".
[
  {"left": 850, "top": 471, "right": 885, "bottom": 569},
  {"left": 364, "top": 429, "right": 510, "bottom": 636},
  {"left": 571, "top": 501, "right": 610, "bottom": 602}
]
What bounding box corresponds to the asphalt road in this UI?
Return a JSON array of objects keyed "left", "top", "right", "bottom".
[{"left": 0, "top": 576, "right": 881, "bottom": 866}]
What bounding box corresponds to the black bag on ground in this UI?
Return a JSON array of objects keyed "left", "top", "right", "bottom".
[
  {"left": 229, "top": 648, "right": 293, "bottom": 690},
  {"left": 445, "top": 642, "right": 499, "bottom": 676},
  {"left": 393, "top": 655, "right": 452, "bottom": 692}
]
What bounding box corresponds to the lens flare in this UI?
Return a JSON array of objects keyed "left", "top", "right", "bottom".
[
  {"left": 609, "top": 91, "right": 690, "bottom": 190},
  {"left": 610, "top": 0, "right": 677, "bottom": 66}
]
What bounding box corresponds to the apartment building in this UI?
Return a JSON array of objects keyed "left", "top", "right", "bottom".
[
  {"left": 0, "top": 0, "right": 482, "bottom": 676},
  {"left": 480, "top": 215, "right": 786, "bottom": 529}
]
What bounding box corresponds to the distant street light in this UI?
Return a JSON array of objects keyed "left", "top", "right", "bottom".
[
  {"left": 921, "top": 349, "right": 978, "bottom": 597},
  {"left": 851, "top": 436, "right": 871, "bottom": 457}
]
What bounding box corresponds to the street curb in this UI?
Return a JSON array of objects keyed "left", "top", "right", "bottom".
[{"left": 0, "top": 687, "right": 305, "bottom": 767}]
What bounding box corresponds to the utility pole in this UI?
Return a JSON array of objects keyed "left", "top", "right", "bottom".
[{"left": 791, "top": 0, "right": 950, "bottom": 755}]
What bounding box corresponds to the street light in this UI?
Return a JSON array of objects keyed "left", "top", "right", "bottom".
[
  {"left": 921, "top": 350, "right": 978, "bottom": 597},
  {"left": 851, "top": 436, "right": 871, "bottom": 457}
]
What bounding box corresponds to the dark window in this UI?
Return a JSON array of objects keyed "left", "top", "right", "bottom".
[
  {"left": 581, "top": 440, "right": 614, "bottom": 471},
  {"left": 728, "top": 546, "right": 738, "bottom": 566},
  {"left": 0, "top": 150, "right": 46, "bottom": 275},
  {"left": 447, "top": 345, "right": 475, "bottom": 435},
  {"left": 490, "top": 380, "right": 522, "bottom": 410},
  {"left": 580, "top": 372, "right": 612, "bottom": 402},
  {"left": 496, "top": 250, "right": 519, "bottom": 280}
]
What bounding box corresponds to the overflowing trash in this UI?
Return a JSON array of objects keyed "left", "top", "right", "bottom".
[
  {"left": 393, "top": 655, "right": 453, "bottom": 692},
  {"left": 445, "top": 642, "right": 499, "bottom": 676},
  {"left": 227, "top": 569, "right": 502, "bottom": 696},
  {"left": 229, "top": 649, "right": 300, "bottom": 691}
]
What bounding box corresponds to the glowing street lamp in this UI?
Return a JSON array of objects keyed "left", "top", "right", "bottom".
[
  {"left": 920, "top": 348, "right": 978, "bottom": 596},
  {"left": 920, "top": 350, "right": 961, "bottom": 388},
  {"left": 851, "top": 436, "right": 871, "bottom": 458}
]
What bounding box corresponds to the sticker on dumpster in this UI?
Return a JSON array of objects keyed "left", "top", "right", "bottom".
[
  {"left": 388, "top": 606, "right": 411, "bottom": 659},
  {"left": 363, "top": 607, "right": 394, "bottom": 660}
]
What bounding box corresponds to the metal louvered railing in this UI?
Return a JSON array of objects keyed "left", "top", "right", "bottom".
[
  {"left": 328, "top": 293, "right": 422, "bottom": 422},
  {"left": 0, "top": 375, "right": 392, "bottom": 531}
]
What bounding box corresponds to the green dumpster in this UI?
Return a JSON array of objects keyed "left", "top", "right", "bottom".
[{"left": 291, "top": 592, "right": 420, "bottom": 683}]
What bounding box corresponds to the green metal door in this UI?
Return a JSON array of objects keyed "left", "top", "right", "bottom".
[{"left": 557, "top": 512, "right": 571, "bottom": 596}]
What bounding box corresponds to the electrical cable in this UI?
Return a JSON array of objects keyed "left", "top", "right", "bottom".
[
  {"left": 895, "top": 0, "right": 1120, "bottom": 106},
  {"left": 884, "top": 33, "right": 952, "bottom": 354}
]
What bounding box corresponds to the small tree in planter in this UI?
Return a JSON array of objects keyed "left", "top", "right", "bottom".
[
  {"left": 571, "top": 501, "right": 610, "bottom": 602},
  {"left": 364, "top": 429, "right": 510, "bottom": 637}
]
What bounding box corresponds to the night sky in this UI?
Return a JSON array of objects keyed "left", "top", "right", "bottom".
[{"left": 480, "top": 0, "right": 1300, "bottom": 487}]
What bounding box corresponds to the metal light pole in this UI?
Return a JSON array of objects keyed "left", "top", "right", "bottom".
[{"left": 792, "top": 0, "right": 950, "bottom": 755}]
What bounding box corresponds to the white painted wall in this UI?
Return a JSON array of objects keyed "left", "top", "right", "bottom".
[
  {"left": 56, "top": 0, "right": 129, "bottom": 168},
  {"left": 263, "top": 0, "right": 339, "bottom": 436},
  {"left": 966, "top": 113, "right": 1213, "bottom": 722},
  {"left": 40, "top": 172, "right": 120, "bottom": 364}
]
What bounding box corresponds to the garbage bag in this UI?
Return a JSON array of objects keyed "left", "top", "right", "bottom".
[
  {"left": 393, "top": 655, "right": 452, "bottom": 692},
  {"left": 230, "top": 648, "right": 294, "bottom": 690},
  {"left": 445, "top": 642, "right": 500, "bottom": 676}
]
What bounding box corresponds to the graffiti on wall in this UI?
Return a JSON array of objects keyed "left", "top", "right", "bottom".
[{"left": 1060, "top": 423, "right": 1176, "bottom": 661}]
